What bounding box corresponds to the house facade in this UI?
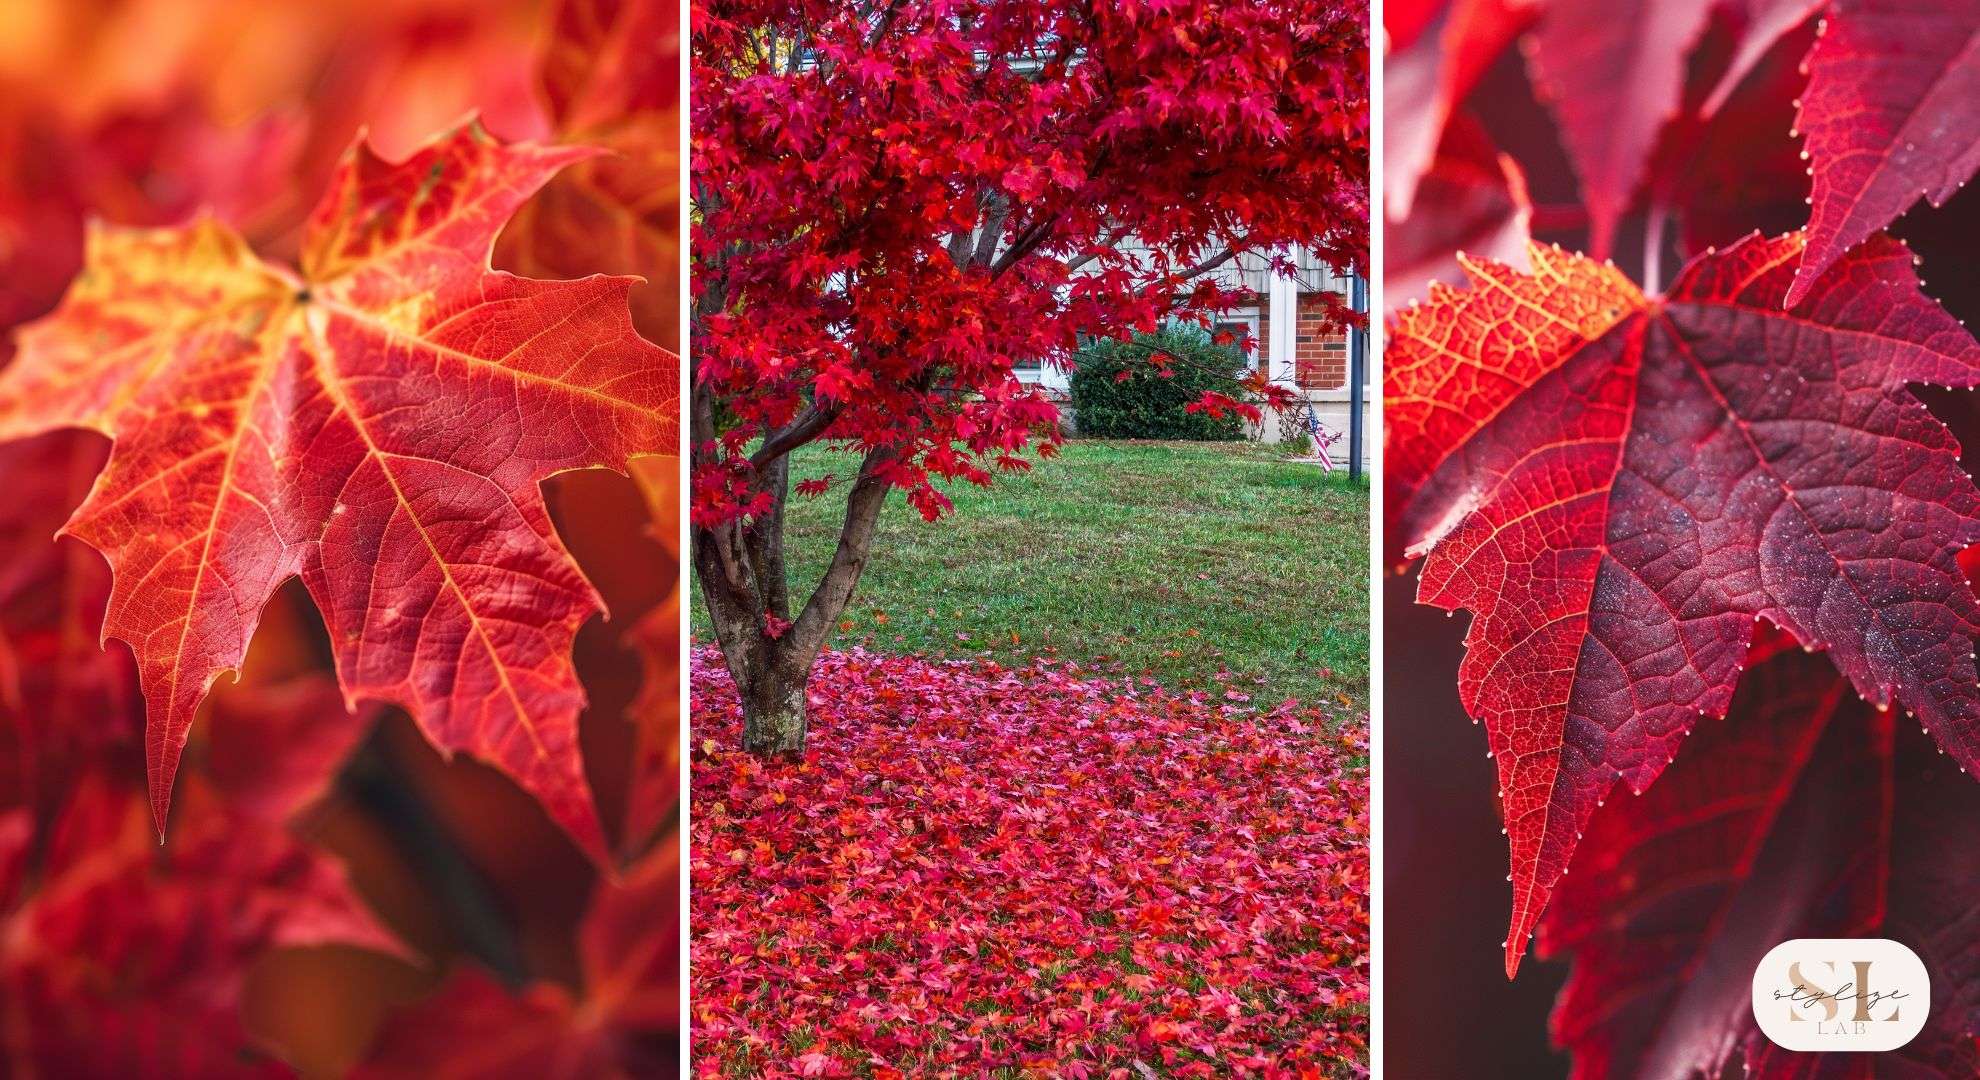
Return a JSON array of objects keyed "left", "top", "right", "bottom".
[{"left": 1022, "top": 244, "right": 1370, "bottom": 468}]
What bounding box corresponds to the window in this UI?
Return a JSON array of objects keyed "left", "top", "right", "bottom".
[{"left": 1214, "top": 307, "right": 1262, "bottom": 371}]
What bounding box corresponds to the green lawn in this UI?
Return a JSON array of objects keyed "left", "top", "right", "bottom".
[{"left": 693, "top": 439, "right": 1369, "bottom": 707}]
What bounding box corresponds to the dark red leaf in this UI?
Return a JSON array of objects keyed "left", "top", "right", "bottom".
[
  {"left": 1541, "top": 640, "right": 1980, "bottom": 1078},
  {"left": 1384, "top": 113, "right": 1531, "bottom": 313},
  {"left": 1389, "top": 231, "right": 1980, "bottom": 975},
  {"left": 1525, "top": 0, "right": 1717, "bottom": 257},
  {"left": 1789, "top": 0, "right": 1980, "bottom": 306},
  {"left": 1383, "top": 0, "right": 1533, "bottom": 223},
  {"left": 0, "top": 432, "right": 134, "bottom": 827}
]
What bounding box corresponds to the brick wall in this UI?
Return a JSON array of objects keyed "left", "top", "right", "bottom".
[{"left": 1294, "top": 292, "right": 1350, "bottom": 389}]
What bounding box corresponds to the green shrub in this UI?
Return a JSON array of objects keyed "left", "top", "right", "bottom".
[{"left": 1066, "top": 324, "right": 1249, "bottom": 440}]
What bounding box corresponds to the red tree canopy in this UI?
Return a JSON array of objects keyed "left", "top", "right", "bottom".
[{"left": 691, "top": 0, "right": 1369, "bottom": 523}]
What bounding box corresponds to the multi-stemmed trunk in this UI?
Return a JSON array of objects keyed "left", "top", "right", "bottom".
[{"left": 690, "top": 435, "right": 892, "bottom": 758}]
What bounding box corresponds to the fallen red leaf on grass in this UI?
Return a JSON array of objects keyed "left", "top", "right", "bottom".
[{"left": 689, "top": 647, "right": 1368, "bottom": 1077}]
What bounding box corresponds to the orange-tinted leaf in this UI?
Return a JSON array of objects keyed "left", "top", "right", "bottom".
[
  {"left": 498, "top": 0, "right": 680, "bottom": 348},
  {"left": 0, "top": 0, "right": 549, "bottom": 349},
  {"left": 0, "top": 100, "right": 304, "bottom": 350},
  {"left": 0, "top": 122, "right": 679, "bottom": 862},
  {"left": 624, "top": 587, "right": 679, "bottom": 854},
  {"left": 630, "top": 453, "right": 680, "bottom": 562}
]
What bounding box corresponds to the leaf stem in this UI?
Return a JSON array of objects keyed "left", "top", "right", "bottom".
[{"left": 1643, "top": 202, "right": 1670, "bottom": 295}]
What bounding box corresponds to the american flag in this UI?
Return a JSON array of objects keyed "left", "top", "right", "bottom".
[{"left": 1301, "top": 402, "right": 1342, "bottom": 472}]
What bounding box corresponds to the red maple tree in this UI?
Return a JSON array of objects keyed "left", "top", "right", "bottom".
[{"left": 690, "top": 0, "right": 1369, "bottom": 755}]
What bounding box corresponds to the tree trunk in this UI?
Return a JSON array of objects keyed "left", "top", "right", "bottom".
[
  {"left": 731, "top": 637, "right": 810, "bottom": 758},
  {"left": 691, "top": 423, "right": 894, "bottom": 758}
]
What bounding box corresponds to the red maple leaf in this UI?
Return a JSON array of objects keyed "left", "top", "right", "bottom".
[
  {"left": 620, "top": 453, "right": 681, "bottom": 855},
  {"left": 0, "top": 433, "right": 135, "bottom": 827},
  {"left": 1651, "top": 9, "right": 1823, "bottom": 260},
  {"left": 1, "top": 651, "right": 396, "bottom": 1077},
  {"left": 1540, "top": 637, "right": 1980, "bottom": 1078},
  {"left": 0, "top": 100, "right": 304, "bottom": 348},
  {"left": 1701, "top": 0, "right": 1828, "bottom": 118},
  {"left": 1, "top": 776, "right": 400, "bottom": 1077},
  {"left": 1789, "top": 0, "right": 1980, "bottom": 305},
  {"left": 0, "top": 121, "right": 678, "bottom": 861},
  {"left": 1182, "top": 390, "right": 1262, "bottom": 424},
  {"left": 1388, "top": 231, "right": 1980, "bottom": 975}
]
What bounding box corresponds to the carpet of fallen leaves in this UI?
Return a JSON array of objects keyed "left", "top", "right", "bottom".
[{"left": 689, "top": 647, "right": 1369, "bottom": 1078}]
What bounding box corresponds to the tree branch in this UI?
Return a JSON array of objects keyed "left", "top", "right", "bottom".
[
  {"left": 750, "top": 402, "right": 843, "bottom": 469},
  {"left": 865, "top": 0, "right": 906, "bottom": 46},
  {"left": 1169, "top": 245, "right": 1240, "bottom": 284},
  {"left": 744, "top": 455, "right": 793, "bottom": 617},
  {"left": 971, "top": 191, "right": 1012, "bottom": 267},
  {"left": 1061, "top": 223, "right": 1133, "bottom": 273},
  {"left": 789, "top": 447, "right": 895, "bottom": 657},
  {"left": 990, "top": 211, "right": 1059, "bottom": 276}
]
